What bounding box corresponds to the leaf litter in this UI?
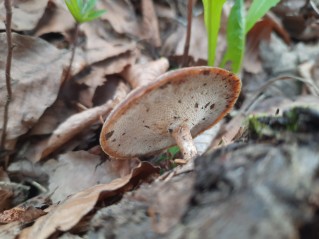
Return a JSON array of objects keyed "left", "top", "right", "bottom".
[{"left": 0, "top": 0, "right": 319, "bottom": 238}]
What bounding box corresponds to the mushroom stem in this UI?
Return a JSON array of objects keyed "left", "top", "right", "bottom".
[{"left": 171, "top": 124, "right": 198, "bottom": 161}]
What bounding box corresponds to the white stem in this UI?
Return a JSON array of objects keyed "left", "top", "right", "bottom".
[{"left": 171, "top": 124, "right": 198, "bottom": 161}]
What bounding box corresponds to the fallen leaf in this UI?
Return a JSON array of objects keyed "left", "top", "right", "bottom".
[
  {"left": 138, "top": 173, "right": 195, "bottom": 234},
  {"left": 141, "top": 0, "right": 161, "bottom": 47},
  {"left": 21, "top": 162, "right": 159, "bottom": 239},
  {"left": 0, "top": 0, "right": 49, "bottom": 31},
  {"left": 40, "top": 82, "right": 128, "bottom": 159},
  {"left": 0, "top": 33, "right": 68, "bottom": 148},
  {"left": 97, "top": 0, "right": 140, "bottom": 36},
  {"left": 34, "top": 0, "right": 75, "bottom": 37},
  {"left": 81, "top": 21, "right": 137, "bottom": 65},
  {"left": 0, "top": 206, "right": 46, "bottom": 224},
  {"left": 43, "top": 151, "right": 119, "bottom": 203},
  {"left": 0, "top": 189, "right": 12, "bottom": 212},
  {"left": 121, "top": 57, "right": 169, "bottom": 88}
]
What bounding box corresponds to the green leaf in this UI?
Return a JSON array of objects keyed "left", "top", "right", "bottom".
[
  {"left": 84, "top": 9, "right": 107, "bottom": 22},
  {"left": 220, "top": 0, "right": 245, "bottom": 73},
  {"left": 203, "top": 0, "right": 227, "bottom": 66},
  {"left": 65, "top": 0, "right": 106, "bottom": 23},
  {"left": 167, "top": 146, "right": 180, "bottom": 158},
  {"left": 245, "top": 0, "right": 281, "bottom": 33},
  {"left": 82, "top": 0, "right": 97, "bottom": 14}
]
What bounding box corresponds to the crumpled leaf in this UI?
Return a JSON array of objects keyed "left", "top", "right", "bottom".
[
  {"left": 39, "top": 81, "right": 128, "bottom": 160},
  {"left": 81, "top": 21, "right": 136, "bottom": 65},
  {"left": 97, "top": 0, "right": 140, "bottom": 36},
  {"left": 21, "top": 162, "right": 159, "bottom": 239},
  {"left": 121, "top": 57, "right": 169, "bottom": 88},
  {"left": 0, "top": 206, "right": 46, "bottom": 224},
  {"left": 0, "top": 0, "right": 49, "bottom": 31},
  {"left": 141, "top": 0, "right": 161, "bottom": 47},
  {"left": 44, "top": 151, "right": 121, "bottom": 203},
  {"left": 34, "top": 0, "right": 76, "bottom": 37},
  {"left": 0, "top": 33, "right": 68, "bottom": 147}
]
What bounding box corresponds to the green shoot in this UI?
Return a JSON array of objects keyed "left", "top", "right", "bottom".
[
  {"left": 157, "top": 146, "right": 180, "bottom": 162},
  {"left": 64, "top": 0, "right": 106, "bottom": 82},
  {"left": 220, "top": 0, "right": 245, "bottom": 73},
  {"left": 203, "top": 0, "right": 226, "bottom": 66},
  {"left": 202, "top": 0, "right": 281, "bottom": 73},
  {"left": 65, "top": 0, "right": 106, "bottom": 24},
  {"left": 245, "top": 0, "right": 281, "bottom": 33}
]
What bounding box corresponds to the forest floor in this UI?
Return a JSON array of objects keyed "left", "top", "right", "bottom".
[{"left": 1, "top": 0, "right": 319, "bottom": 239}]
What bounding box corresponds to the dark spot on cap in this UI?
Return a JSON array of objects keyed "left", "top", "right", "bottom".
[
  {"left": 122, "top": 132, "right": 126, "bottom": 136},
  {"left": 105, "top": 130, "right": 114, "bottom": 140},
  {"left": 112, "top": 139, "right": 116, "bottom": 142},
  {"left": 144, "top": 125, "right": 150, "bottom": 129},
  {"left": 146, "top": 108, "right": 150, "bottom": 112},
  {"left": 228, "top": 73, "right": 234, "bottom": 78},
  {"left": 174, "top": 116, "right": 180, "bottom": 119},
  {"left": 178, "top": 100, "right": 182, "bottom": 103},
  {"left": 195, "top": 103, "right": 199, "bottom": 108},
  {"left": 202, "top": 118, "right": 206, "bottom": 120},
  {"left": 168, "top": 128, "right": 173, "bottom": 133},
  {"left": 202, "top": 70, "right": 210, "bottom": 75},
  {"left": 203, "top": 83, "right": 207, "bottom": 86},
  {"left": 118, "top": 144, "right": 121, "bottom": 147},
  {"left": 210, "top": 103, "right": 215, "bottom": 110}
]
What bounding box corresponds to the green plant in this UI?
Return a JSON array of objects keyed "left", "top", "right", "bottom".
[
  {"left": 203, "top": 0, "right": 281, "bottom": 73},
  {"left": 64, "top": 0, "right": 106, "bottom": 81},
  {"left": 65, "top": 0, "right": 106, "bottom": 23}
]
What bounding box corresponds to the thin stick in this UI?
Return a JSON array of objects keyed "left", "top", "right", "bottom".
[
  {"left": 63, "top": 23, "right": 79, "bottom": 83},
  {"left": 182, "top": 0, "right": 193, "bottom": 67},
  {"left": 1, "top": 0, "right": 13, "bottom": 150}
]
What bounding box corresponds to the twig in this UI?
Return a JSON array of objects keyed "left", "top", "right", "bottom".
[
  {"left": 63, "top": 23, "right": 79, "bottom": 83},
  {"left": 182, "top": 0, "right": 193, "bottom": 67},
  {"left": 1, "top": 0, "right": 13, "bottom": 151}
]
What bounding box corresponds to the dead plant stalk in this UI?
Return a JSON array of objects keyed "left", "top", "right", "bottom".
[{"left": 1, "top": 0, "right": 13, "bottom": 150}]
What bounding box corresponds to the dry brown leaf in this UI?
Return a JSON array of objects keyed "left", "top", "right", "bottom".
[
  {"left": 43, "top": 151, "right": 120, "bottom": 203},
  {"left": 39, "top": 82, "right": 128, "bottom": 160},
  {"left": 34, "top": 0, "right": 75, "bottom": 37},
  {"left": 78, "top": 67, "right": 108, "bottom": 108},
  {"left": 0, "top": 33, "right": 68, "bottom": 148},
  {"left": 136, "top": 173, "right": 195, "bottom": 234},
  {"left": 0, "top": 189, "right": 12, "bottom": 212},
  {"left": 21, "top": 162, "right": 159, "bottom": 239},
  {"left": 0, "top": 221, "right": 21, "bottom": 239},
  {"left": 141, "top": 0, "right": 161, "bottom": 47},
  {"left": 0, "top": 206, "right": 46, "bottom": 224},
  {"left": 244, "top": 13, "right": 290, "bottom": 74},
  {"left": 29, "top": 100, "right": 74, "bottom": 136},
  {"left": 0, "top": 0, "right": 49, "bottom": 31},
  {"left": 121, "top": 57, "right": 169, "bottom": 88},
  {"left": 81, "top": 21, "right": 137, "bottom": 65},
  {"left": 98, "top": 0, "right": 140, "bottom": 36}
]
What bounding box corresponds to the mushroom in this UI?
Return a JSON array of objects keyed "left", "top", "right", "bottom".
[{"left": 100, "top": 66, "right": 241, "bottom": 161}]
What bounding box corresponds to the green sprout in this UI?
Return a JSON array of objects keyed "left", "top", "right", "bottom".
[
  {"left": 65, "top": 0, "right": 106, "bottom": 23},
  {"left": 203, "top": 0, "right": 281, "bottom": 73},
  {"left": 64, "top": 0, "right": 106, "bottom": 82}
]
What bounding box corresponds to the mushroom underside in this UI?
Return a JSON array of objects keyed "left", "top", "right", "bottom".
[{"left": 100, "top": 67, "right": 240, "bottom": 159}]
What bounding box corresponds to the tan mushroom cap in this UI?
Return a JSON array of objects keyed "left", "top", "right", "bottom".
[{"left": 100, "top": 66, "right": 241, "bottom": 159}]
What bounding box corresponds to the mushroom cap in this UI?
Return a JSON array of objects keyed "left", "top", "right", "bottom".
[{"left": 100, "top": 66, "right": 241, "bottom": 159}]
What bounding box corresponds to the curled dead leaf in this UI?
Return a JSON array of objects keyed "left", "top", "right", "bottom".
[
  {"left": 21, "top": 162, "right": 159, "bottom": 239},
  {"left": 0, "top": 33, "right": 68, "bottom": 147}
]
